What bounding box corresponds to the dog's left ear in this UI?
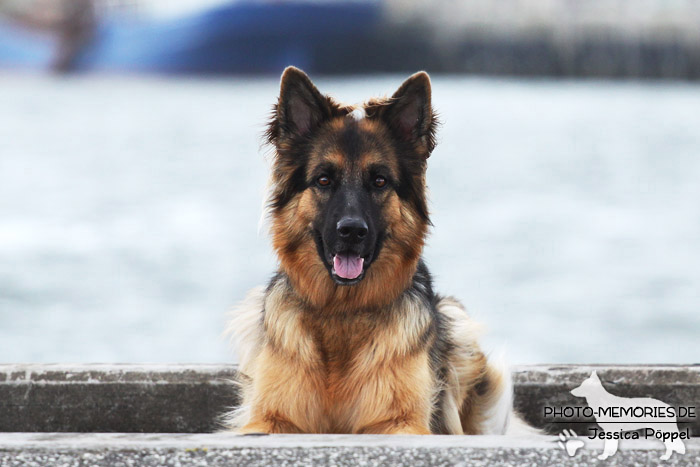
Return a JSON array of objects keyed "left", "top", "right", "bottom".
[{"left": 381, "top": 71, "right": 437, "bottom": 156}]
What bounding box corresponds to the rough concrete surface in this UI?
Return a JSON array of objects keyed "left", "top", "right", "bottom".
[
  {"left": 1, "top": 364, "right": 697, "bottom": 435},
  {"left": 1, "top": 433, "right": 699, "bottom": 466},
  {"left": 0, "top": 364, "right": 239, "bottom": 433}
]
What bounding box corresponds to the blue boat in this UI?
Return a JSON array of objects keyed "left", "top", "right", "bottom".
[{"left": 0, "top": 1, "right": 382, "bottom": 74}]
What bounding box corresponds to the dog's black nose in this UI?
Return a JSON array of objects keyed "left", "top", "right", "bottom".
[{"left": 337, "top": 217, "right": 368, "bottom": 243}]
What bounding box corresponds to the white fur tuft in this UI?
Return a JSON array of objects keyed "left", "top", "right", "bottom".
[
  {"left": 480, "top": 353, "right": 512, "bottom": 435},
  {"left": 257, "top": 178, "right": 274, "bottom": 236},
  {"left": 348, "top": 107, "right": 366, "bottom": 121},
  {"left": 221, "top": 286, "right": 266, "bottom": 430},
  {"left": 224, "top": 286, "right": 265, "bottom": 375},
  {"left": 482, "top": 353, "right": 542, "bottom": 435}
]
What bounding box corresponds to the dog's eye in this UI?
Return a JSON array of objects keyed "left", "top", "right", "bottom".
[
  {"left": 374, "top": 176, "right": 387, "bottom": 188},
  {"left": 317, "top": 175, "right": 331, "bottom": 187}
]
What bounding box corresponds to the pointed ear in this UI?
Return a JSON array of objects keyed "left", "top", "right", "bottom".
[
  {"left": 275, "top": 67, "right": 331, "bottom": 141},
  {"left": 381, "top": 71, "right": 436, "bottom": 155}
]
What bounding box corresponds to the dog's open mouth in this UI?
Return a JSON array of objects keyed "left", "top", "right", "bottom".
[
  {"left": 333, "top": 253, "right": 364, "bottom": 281},
  {"left": 313, "top": 230, "right": 375, "bottom": 285},
  {"left": 329, "top": 250, "right": 372, "bottom": 285}
]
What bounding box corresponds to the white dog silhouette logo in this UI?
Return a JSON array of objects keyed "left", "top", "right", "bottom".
[{"left": 570, "top": 371, "right": 686, "bottom": 460}]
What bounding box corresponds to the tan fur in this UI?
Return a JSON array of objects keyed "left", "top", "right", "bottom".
[{"left": 228, "top": 282, "right": 437, "bottom": 434}]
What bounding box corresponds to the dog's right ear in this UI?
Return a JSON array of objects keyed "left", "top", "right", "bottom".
[{"left": 272, "top": 67, "right": 332, "bottom": 143}]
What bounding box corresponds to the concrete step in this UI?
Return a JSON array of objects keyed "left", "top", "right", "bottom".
[
  {"left": 0, "top": 432, "right": 698, "bottom": 466},
  {"left": 1, "top": 364, "right": 698, "bottom": 465}
]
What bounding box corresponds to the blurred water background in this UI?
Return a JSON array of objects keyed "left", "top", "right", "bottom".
[
  {"left": 2, "top": 0, "right": 700, "bottom": 364},
  {"left": 1, "top": 74, "right": 699, "bottom": 364}
]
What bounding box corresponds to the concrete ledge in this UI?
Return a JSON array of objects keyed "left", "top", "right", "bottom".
[
  {"left": 512, "top": 365, "right": 700, "bottom": 436},
  {"left": 0, "top": 364, "right": 239, "bottom": 433},
  {"left": 0, "top": 433, "right": 698, "bottom": 466},
  {"left": 1, "top": 364, "right": 698, "bottom": 435}
]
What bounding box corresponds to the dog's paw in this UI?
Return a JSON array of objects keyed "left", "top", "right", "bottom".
[{"left": 558, "top": 429, "right": 585, "bottom": 457}]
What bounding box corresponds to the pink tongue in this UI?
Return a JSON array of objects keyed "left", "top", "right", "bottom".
[{"left": 333, "top": 254, "right": 364, "bottom": 280}]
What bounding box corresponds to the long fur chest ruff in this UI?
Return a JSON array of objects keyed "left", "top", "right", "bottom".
[{"left": 230, "top": 276, "right": 436, "bottom": 434}]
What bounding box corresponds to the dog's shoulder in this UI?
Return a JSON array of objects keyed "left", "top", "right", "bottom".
[
  {"left": 230, "top": 274, "right": 322, "bottom": 368},
  {"left": 435, "top": 295, "right": 483, "bottom": 346}
]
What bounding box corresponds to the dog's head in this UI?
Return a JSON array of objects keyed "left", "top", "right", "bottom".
[
  {"left": 570, "top": 370, "right": 602, "bottom": 398},
  {"left": 265, "top": 67, "right": 437, "bottom": 309}
]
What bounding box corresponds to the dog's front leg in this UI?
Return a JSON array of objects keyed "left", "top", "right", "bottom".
[
  {"left": 351, "top": 353, "right": 433, "bottom": 435},
  {"left": 239, "top": 344, "right": 325, "bottom": 434},
  {"left": 357, "top": 417, "right": 431, "bottom": 435},
  {"left": 239, "top": 414, "right": 304, "bottom": 434}
]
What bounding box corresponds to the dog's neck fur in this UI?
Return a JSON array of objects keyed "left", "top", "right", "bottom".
[
  {"left": 277, "top": 256, "right": 431, "bottom": 315},
  {"left": 280, "top": 254, "right": 424, "bottom": 314}
]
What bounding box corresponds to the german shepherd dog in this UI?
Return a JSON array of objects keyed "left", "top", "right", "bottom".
[{"left": 224, "top": 67, "right": 532, "bottom": 435}]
